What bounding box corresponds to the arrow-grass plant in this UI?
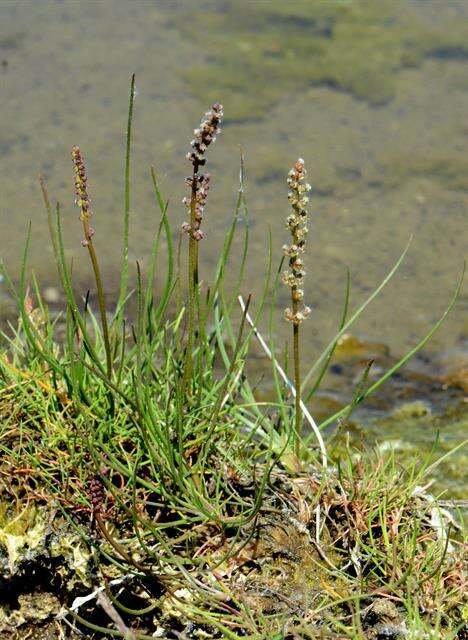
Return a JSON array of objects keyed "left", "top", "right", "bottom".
[{"left": 0, "top": 77, "right": 465, "bottom": 638}]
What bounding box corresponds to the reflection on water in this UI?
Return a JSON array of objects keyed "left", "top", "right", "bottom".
[{"left": 0, "top": 3, "right": 466, "bottom": 371}]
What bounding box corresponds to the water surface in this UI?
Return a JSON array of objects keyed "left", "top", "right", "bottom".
[{"left": 1, "top": 2, "right": 467, "bottom": 471}]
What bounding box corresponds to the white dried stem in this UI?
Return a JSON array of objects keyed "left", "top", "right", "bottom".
[{"left": 238, "top": 295, "right": 327, "bottom": 468}]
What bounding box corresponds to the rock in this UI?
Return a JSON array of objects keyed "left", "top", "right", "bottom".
[{"left": 42, "top": 287, "right": 60, "bottom": 304}]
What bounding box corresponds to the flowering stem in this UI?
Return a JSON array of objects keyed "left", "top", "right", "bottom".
[
  {"left": 82, "top": 223, "right": 113, "bottom": 380},
  {"left": 181, "top": 103, "right": 223, "bottom": 393},
  {"left": 183, "top": 167, "right": 199, "bottom": 389},
  {"left": 283, "top": 158, "right": 312, "bottom": 458},
  {"left": 72, "top": 146, "right": 113, "bottom": 380},
  {"left": 292, "top": 294, "right": 302, "bottom": 454}
]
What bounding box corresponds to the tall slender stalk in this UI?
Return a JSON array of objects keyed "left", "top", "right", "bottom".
[
  {"left": 283, "top": 159, "right": 311, "bottom": 455},
  {"left": 183, "top": 166, "right": 199, "bottom": 386},
  {"left": 181, "top": 103, "right": 223, "bottom": 390},
  {"left": 292, "top": 317, "right": 301, "bottom": 453},
  {"left": 71, "top": 146, "right": 113, "bottom": 379}
]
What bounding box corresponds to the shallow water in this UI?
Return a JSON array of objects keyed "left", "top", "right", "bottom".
[
  {"left": 0, "top": 1, "right": 467, "bottom": 479},
  {"left": 1, "top": 0, "right": 467, "bottom": 352}
]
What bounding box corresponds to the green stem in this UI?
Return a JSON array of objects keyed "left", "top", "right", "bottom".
[
  {"left": 82, "top": 219, "right": 113, "bottom": 380},
  {"left": 116, "top": 73, "right": 135, "bottom": 318},
  {"left": 292, "top": 290, "right": 302, "bottom": 456},
  {"left": 182, "top": 168, "right": 199, "bottom": 391}
]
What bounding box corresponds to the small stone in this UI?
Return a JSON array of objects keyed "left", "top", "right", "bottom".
[
  {"left": 43, "top": 286, "right": 60, "bottom": 304},
  {"left": 415, "top": 193, "right": 427, "bottom": 205}
]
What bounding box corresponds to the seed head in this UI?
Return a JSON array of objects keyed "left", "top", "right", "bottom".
[
  {"left": 71, "top": 146, "right": 92, "bottom": 223},
  {"left": 186, "top": 103, "right": 223, "bottom": 171},
  {"left": 183, "top": 103, "right": 222, "bottom": 240},
  {"left": 283, "top": 158, "right": 312, "bottom": 325},
  {"left": 88, "top": 475, "right": 104, "bottom": 514}
]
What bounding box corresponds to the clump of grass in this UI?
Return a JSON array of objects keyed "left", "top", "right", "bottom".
[{"left": 0, "top": 78, "right": 465, "bottom": 638}]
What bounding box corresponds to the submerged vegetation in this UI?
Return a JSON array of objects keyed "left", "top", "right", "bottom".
[
  {"left": 166, "top": 0, "right": 468, "bottom": 120},
  {"left": 0, "top": 79, "right": 466, "bottom": 639}
]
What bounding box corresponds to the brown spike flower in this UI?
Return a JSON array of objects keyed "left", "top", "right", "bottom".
[
  {"left": 71, "top": 145, "right": 95, "bottom": 246},
  {"left": 182, "top": 103, "right": 223, "bottom": 241},
  {"left": 186, "top": 102, "right": 223, "bottom": 170},
  {"left": 72, "top": 146, "right": 91, "bottom": 220},
  {"left": 283, "top": 158, "right": 312, "bottom": 324},
  {"left": 182, "top": 172, "right": 211, "bottom": 240}
]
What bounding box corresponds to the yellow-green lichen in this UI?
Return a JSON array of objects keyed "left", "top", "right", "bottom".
[
  {"left": 49, "top": 528, "right": 92, "bottom": 590},
  {"left": 0, "top": 503, "right": 48, "bottom": 574}
]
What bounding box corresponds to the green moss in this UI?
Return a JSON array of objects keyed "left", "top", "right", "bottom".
[{"left": 165, "top": 1, "right": 468, "bottom": 120}]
